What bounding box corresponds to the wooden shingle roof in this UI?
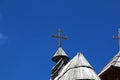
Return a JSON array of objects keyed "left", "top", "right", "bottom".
[{"left": 55, "top": 53, "right": 100, "bottom": 80}]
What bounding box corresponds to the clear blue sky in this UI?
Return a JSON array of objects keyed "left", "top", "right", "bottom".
[{"left": 0, "top": 0, "right": 120, "bottom": 80}]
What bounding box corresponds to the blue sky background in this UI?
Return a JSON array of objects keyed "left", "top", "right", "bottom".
[{"left": 0, "top": 0, "right": 120, "bottom": 80}]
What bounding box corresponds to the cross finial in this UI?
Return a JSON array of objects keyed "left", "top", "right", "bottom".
[
  {"left": 52, "top": 29, "right": 68, "bottom": 47},
  {"left": 112, "top": 28, "right": 120, "bottom": 51}
]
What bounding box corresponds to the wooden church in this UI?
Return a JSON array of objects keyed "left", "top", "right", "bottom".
[{"left": 50, "top": 29, "right": 120, "bottom": 80}]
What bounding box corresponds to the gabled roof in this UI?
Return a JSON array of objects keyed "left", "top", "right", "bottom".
[
  {"left": 55, "top": 52, "right": 101, "bottom": 80},
  {"left": 99, "top": 51, "right": 120, "bottom": 76},
  {"left": 52, "top": 47, "right": 69, "bottom": 62}
]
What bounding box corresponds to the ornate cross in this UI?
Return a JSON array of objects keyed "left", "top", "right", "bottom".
[
  {"left": 52, "top": 29, "right": 68, "bottom": 47},
  {"left": 112, "top": 29, "right": 120, "bottom": 51}
]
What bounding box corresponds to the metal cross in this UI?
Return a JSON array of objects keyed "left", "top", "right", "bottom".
[
  {"left": 52, "top": 29, "right": 68, "bottom": 47},
  {"left": 112, "top": 29, "right": 120, "bottom": 51}
]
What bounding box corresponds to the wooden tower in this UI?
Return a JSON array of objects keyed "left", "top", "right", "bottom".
[
  {"left": 99, "top": 29, "right": 120, "bottom": 80},
  {"left": 51, "top": 29, "right": 69, "bottom": 80}
]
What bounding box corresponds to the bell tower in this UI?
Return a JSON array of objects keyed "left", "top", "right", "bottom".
[{"left": 51, "top": 29, "right": 69, "bottom": 80}]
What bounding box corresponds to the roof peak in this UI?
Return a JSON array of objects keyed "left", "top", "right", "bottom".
[
  {"left": 74, "top": 52, "right": 93, "bottom": 68},
  {"left": 52, "top": 47, "right": 69, "bottom": 62}
]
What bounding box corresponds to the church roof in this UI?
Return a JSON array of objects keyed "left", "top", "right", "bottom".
[
  {"left": 54, "top": 52, "right": 101, "bottom": 80},
  {"left": 98, "top": 51, "right": 120, "bottom": 76},
  {"left": 52, "top": 47, "right": 69, "bottom": 62}
]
